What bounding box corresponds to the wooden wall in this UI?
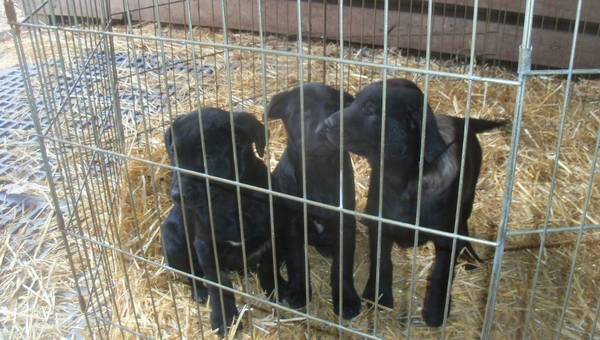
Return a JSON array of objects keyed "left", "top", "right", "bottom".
[{"left": 29, "top": 0, "right": 600, "bottom": 69}]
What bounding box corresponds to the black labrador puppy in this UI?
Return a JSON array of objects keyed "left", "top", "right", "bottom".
[
  {"left": 318, "top": 79, "right": 505, "bottom": 326},
  {"left": 267, "top": 83, "right": 361, "bottom": 319},
  {"left": 161, "top": 108, "right": 275, "bottom": 334}
]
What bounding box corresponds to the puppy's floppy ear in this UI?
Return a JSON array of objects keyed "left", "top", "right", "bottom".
[
  {"left": 343, "top": 91, "right": 354, "bottom": 106},
  {"left": 265, "top": 90, "right": 291, "bottom": 120},
  {"left": 234, "top": 112, "right": 266, "bottom": 158},
  {"left": 411, "top": 104, "right": 447, "bottom": 163},
  {"left": 164, "top": 127, "right": 174, "bottom": 160}
]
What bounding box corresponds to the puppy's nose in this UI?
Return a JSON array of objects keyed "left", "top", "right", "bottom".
[
  {"left": 316, "top": 117, "right": 336, "bottom": 136},
  {"left": 316, "top": 122, "right": 327, "bottom": 137},
  {"left": 323, "top": 116, "right": 336, "bottom": 129}
]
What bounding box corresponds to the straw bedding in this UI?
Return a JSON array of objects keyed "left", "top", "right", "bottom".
[{"left": 4, "top": 22, "right": 599, "bottom": 339}]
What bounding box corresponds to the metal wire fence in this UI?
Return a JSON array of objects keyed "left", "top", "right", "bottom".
[{"left": 7, "top": 0, "right": 600, "bottom": 338}]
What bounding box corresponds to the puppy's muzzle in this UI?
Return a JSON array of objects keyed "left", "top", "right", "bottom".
[{"left": 316, "top": 116, "right": 337, "bottom": 136}]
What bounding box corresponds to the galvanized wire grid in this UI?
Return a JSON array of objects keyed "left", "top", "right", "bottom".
[{"left": 7, "top": 0, "right": 600, "bottom": 338}]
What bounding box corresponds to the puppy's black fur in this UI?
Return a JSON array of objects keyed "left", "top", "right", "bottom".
[
  {"left": 161, "top": 108, "right": 275, "bottom": 334},
  {"left": 268, "top": 83, "right": 361, "bottom": 319},
  {"left": 319, "top": 79, "right": 505, "bottom": 326}
]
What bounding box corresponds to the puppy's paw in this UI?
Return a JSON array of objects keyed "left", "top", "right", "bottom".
[
  {"left": 210, "top": 305, "right": 239, "bottom": 336},
  {"left": 281, "top": 289, "right": 310, "bottom": 310},
  {"left": 422, "top": 295, "right": 450, "bottom": 327},
  {"left": 191, "top": 284, "right": 208, "bottom": 303},
  {"left": 362, "top": 285, "right": 393, "bottom": 309},
  {"left": 333, "top": 291, "right": 362, "bottom": 319},
  {"left": 421, "top": 307, "right": 445, "bottom": 327}
]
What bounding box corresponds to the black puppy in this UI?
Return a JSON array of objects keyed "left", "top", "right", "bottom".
[
  {"left": 318, "top": 79, "right": 504, "bottom": 326},
  {"left": 267, "top": 83, "right": 361, "bottom": 319},
  {"left": 161, "top": 108, "right": 275, "bottom": 334}
]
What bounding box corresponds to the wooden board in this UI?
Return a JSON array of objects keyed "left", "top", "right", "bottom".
[
  {"left": 121, "top": 0, "right": 600, "bottom": 69},
  {"left": 411, "top": 0, "right": 600, "bottom": 23},
  {"left": 24, "top": 0, "right": 600, "bottom": 69}
]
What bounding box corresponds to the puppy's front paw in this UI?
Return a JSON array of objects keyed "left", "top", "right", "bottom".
[
  {"left": 281, "top": 288, "right": 310, "bottom": 310},
  {"left": 421, "top": 307, "right": 445, "bottom": 327},
  {"left": 422, "top": 294, "right": 450, "bottom": 327},
  {"left": 333, "top": 290, "right": 361, "bottom": 319},
  {"left": 191, "top": 283, "right": 208, "bottom": 303},
  {"left": 210, "top": 303, "right": 239, "bottom": 336}
]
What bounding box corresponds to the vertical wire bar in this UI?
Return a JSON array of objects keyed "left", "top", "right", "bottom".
[
  {"left": 180, "top": 0, "right": 212, "bottom": 337},
  {"left": 256, "top": 0, "right": 282, "bottom": 334},
  {"left": 590, "top": 293, "right": 600, "bottom": 339},
  {"left": 51, "top": 0, "right": 141, "bottom": 332},
  {"left": 17, "top": 18, "right": 107, "bottom": 326},
  {"left": 496, "top": 5, "right": 508, "bottom": 69},
  {"left": 113, "top": 112, "right": 166, "bottom": 339},
  {"left": 21, "top": 10, "right": 108, "bottom": 329},
  {"left": 480, "top": 70, "right": 526, "bottom": 339},
  {"left": 440, "top": 0, "right": 482, "bottom": 336},
  {"left": 218, "top": 0, "right": 252, "bottom": 296},
  {"left": 440, "top": 1, "right": 447, "bottom": 62},
  {"left": 217, "top": 0, "right": 255, "bottom": 332},
  {"left": 184, "top": 71, "right": 222, "bottom": 340},
  {"left": 273, "top": 0, "right": 280, "bottom": 91},
  {"left": 394, "top": 0, "right": 401, "bottom": 68},
  {"left": 295, "top": 0, "right": 311, "bottom": 336},
  {"left": 481, "top": 0, "right": 537, "bottom": 336},
  {"left": 372, "top": 0, "right": 390, "bottom": 334},
  {"left": 44, "top": 21, "right": 114, "bottom": 339},
  {"left": 369, "top": 0, "right": 376, "bottom": 83},
  {"left": 115, "top": 3, "right": 162, "bottom": 339},
  {"left": 461, "top": 0, "right": 468, "bottom": 64},
  {"left": 522, "top": 0, "right": 584, "bottom": 336},
  {"left": 321, "top": 0, "right": 327, "bottom": 84},
  {"left": 179, "top": 0, "right": 212, "bottom": 330},
  {"left": 357, "top": 0, "right": 366, "bottom": 89},
  {"left": 158, "top": 3, "right": 206, "bottom": 336},
  {"left": 168, "top": 282, "right": 184, "bottom": 339},
  {"left": 149, "top": 0, "right": 223, "bottom": 335},
  {"left": 182, "top": 104, "right": 223, "bottom": 337},
  {"left": 25, "top": 18, "right": 112, "bottom": 335},
  {"left": 249, "top": 0, "right": 257, "bottom": 99},
  {"left": 405, "top": 0, "right": 435, "bottom": 335},
  {"left": 67, "top": 25, "right": 132, "bottom": 336},
  {"left": 483, "top": 1, "right": 491, "bottom": 66},
  {"left": 104, "top": 1, "right": 165, "bottom": 336},
  {"left": 407, "top": 0, "right": 415, "bottom": 62},
  {"left": 54, "top": 45, "right": 123, "bottom": 335},
  {"left": 235, "top": 0, "right": 245, "bottom": 111},
  {"left": 186, "top": 0, "right": 247, "bottom": 337},
  {"left": 120, "top": 1, "right": 163, "bottom": 226},
  {"left": 208, "top": 0, "right": 218, "bottom": 106},
  {"left": 346, "top": 1, "right": 355, "bottom": 85},
  {"left": 307, "top": 0, "right": 312, "bottom": 82},
  {"left": 82, "top": 4, "right": 148, "bottom": 333},
  {"left": 11, "top": 26, "right": 96, "bottom": 339},
  {"left": 101, "top": 2, "right": 162, "bottom": 338},
  {"left": 104, "top": 13, "right": 151, "bottom": 333},
  {"left": 337, "top": 0, "right": 345, "bottom": 335},
  {"left": 555, "top": 114, "right": 600, "bottom": 339},
  {"left": 417, "top": 0, "right": 426, "bottom": 68}
]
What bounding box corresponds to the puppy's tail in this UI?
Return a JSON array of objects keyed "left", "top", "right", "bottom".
[{"left": 469, "top": 118, "right": 507, "bottom": 134}]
